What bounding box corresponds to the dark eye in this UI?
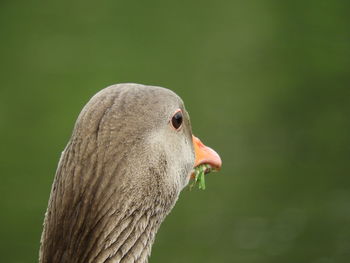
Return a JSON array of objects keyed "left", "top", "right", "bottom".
[{"left": 171, "top": 109, "right": 183, "bottom": 130}]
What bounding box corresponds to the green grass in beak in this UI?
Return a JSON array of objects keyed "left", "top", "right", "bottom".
[{"left": 190, "top": 164, "right": 213, "bottom": 190}]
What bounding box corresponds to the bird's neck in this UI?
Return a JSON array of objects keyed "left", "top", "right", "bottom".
[
  {"left": 40, "top": 194, "right": 171, "bottom": 263},
  {"left": 40, "top": 139, "right": 180, "bottom": 263},
  {"left": 90, "top": 209, "right": 163, "bottom": 263},
  {"left": 74, "top": 204, "right": 165, "bottom": 263}
]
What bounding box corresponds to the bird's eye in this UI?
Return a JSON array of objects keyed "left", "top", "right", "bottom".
[{"left": 171, "top": 109, "right": 183, "bottom": 130}]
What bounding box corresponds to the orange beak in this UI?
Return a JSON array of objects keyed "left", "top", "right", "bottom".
[{"left": 192, "top": 135, "right": 222, "bottom": 170}]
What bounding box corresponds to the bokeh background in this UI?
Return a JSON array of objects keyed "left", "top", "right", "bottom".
[{"left": 1, "top": 0, "right": 350, "bottom": 262}]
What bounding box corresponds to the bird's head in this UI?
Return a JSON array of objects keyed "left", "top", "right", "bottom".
[{"left": 70, "top": 83, "right": 221, "bottom": 205}]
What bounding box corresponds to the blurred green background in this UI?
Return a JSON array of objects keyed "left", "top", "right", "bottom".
[{"left": 1, "top": 0, "right": 350, "bottom": 262}]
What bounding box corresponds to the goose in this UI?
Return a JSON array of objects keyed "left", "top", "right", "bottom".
[{"left": 39, "top": 83, "right": 222, "bottom": 263}]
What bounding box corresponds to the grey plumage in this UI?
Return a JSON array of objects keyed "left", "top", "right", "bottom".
[{"left": 40, "top": 84, "right": 195, "bottom": 263}]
